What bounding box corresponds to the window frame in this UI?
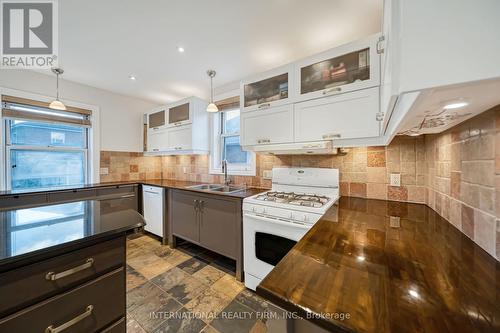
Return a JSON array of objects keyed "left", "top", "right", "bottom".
[
  {"left": 209, "top": 97, "right": 255, "bottom": 176},
  {"left": 4, "top": 119, "right": 90, "bottom": 191},
  {"left": 0, "top": 87, "right": 100, "bottom": 191}
]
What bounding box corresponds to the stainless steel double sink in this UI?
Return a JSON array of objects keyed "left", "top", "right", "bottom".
[{"left": 187, "top": 184, "right": 246, "bottom": 194}]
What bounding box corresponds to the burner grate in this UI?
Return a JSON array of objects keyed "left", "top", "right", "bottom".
[{"left": 255, "top": 191, "right": 330, "bottom": 207}]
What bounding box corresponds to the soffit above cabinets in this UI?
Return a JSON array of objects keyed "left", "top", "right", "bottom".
[{"left": 395, "top": 78, "right": 500, "bottom": 136}]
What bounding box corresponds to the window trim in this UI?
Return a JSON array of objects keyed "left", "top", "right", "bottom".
[
  {"left": 209, "top": 91, "right": 255, "bottom": 177},
  {"left": 0, "top": 87, "right": 100, "bottom": 190}
]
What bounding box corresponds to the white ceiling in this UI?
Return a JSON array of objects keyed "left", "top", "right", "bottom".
[{"left": 54, "top": 0, "right": 382, "bottom": 104}]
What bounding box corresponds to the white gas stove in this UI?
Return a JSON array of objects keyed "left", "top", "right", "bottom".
[{"left": 243, "top": 167, "right": 339, "bottom": 290}]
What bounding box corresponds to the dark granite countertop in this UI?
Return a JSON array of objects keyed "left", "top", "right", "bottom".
[
  {"left": 0, "top": 179, "right": 265, "bottom": 199},
  {"left": 257, "top": 197, "right": 500, "bottom": 333},
  {"left": 0, "top": 199, "right": 145, "bottom": 271}
]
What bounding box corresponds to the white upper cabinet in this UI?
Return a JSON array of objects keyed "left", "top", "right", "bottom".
[
  {"left": 240, "top": 104, "right": 294, "bottom": 147},
  {"left": 166, "top": 99, "right": 192, "bottom": 127},
  {"left": 166, "top": 125, "right": 192, "bottom": 151},
  {"left": 147, "top": 128, "right": 169, "bottom": 152},
  {"left": 295, "top": 34, "right": 381, "bottom": 103},
  {"left": 147, "top": 107, "right": 167, "bottom": 130},
  {"left": 241, "top": 65, "right": 294, "bottom": 113},
  {"left": 294, "top": 87, "right": 380, "bottom": 143},
  {"left": 146, "top": 96, "right": 209, "bottom": 155},
  {"left": 380, "top": 0, "right": 500, "bottom": 139}
]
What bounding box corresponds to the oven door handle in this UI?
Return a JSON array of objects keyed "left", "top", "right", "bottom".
[{"left": 244, "top": 213, "right": 311, "bottom": 229}]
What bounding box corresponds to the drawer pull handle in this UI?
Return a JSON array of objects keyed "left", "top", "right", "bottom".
[
  {"left": 322, "top": 87, "right": 342, "bottom": 95},
  {"left": 120, "top": 194, "right": 135, "bottom": 198},
  {"left": 258, "top": 103, "right": 271, "bottom": 109},
  {"left": 45, "top": 305, "right": 94, "bottom": 333},
  {"left": 45, "top": 258, "right": 94, "bottom": 281}
]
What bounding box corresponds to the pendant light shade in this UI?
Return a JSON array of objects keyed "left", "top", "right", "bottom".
[
  {"left": 50, "top": 68, "right": 67, "bottom": 111},
  {"left": 206, "top": 69, "right": 219, "bottom": 113}
]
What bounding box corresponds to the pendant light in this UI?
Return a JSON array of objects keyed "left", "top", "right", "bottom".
[
  {"left": 49, "top": 68, "right": 67, "bottom": 111},
  {"left": 206, "top": 69, "right": 219, "bottom": 112}
]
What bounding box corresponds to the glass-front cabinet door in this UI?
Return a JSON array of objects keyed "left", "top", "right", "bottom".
[
  {"left": 167, "top": 102, "right": 191, "bottom": 126},
  {"left": 295, "top": 34, "right": 381, "bottom": 102},
  {"left": 148, "top": 108, "right": 166, "bottom": 129},
  {"left": 241, "top": 65, "right": 294, "bottom": 112}
]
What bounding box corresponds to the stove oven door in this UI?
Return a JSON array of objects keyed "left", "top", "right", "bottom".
[{"left": 243, "top": 213, "right": 310, "bottom": 290}]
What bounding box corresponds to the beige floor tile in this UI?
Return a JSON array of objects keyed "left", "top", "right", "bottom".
[
  {"left": 157, "top": 248, "right": 192, "bottom": 267},
  {"left": 135, "top": 258, "right": 174, "bottom": 280},
  {"left": 192, "top": 265, "right": 225, "bottom": 285},
  {"left": 127, "top": 252, "right": 163, "bottom": 271},
  {"left": 211, "top": 274, "right": 245, "bottom": 299},
  {"left": 185, "top": 288, "right": 232, "bottom": 323},
  {"left": 201, "top": 326, "right": 221, "bottom": 333}
]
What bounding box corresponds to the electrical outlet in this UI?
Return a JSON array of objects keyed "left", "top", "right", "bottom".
[
  {"left": 390, "top": 216, "right": 401, "bottom": 228},
  {"left": 390, "top": 173, "right": 401, "bottom": 187},
  {"left": 99, "top": 167, "right": 109, "bottom": 175},
  {"left": 262, "top": 170, "right": 272, "bottom": 180}
]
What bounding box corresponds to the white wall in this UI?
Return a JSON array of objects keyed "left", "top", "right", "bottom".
[{"left": 0, "top": 70, "right": 157, "bottom": 152}]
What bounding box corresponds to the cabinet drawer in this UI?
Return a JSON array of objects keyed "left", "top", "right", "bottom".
[
  {"left": 101, "top": 317, "right": 125, "bottom": 333},
  {"left": 0, "top": 193, "right": 47, "bottom": 210},
  {"left": 97, "top": 185, "right": 137, "bottom": 197},
  {"left": 0, "top": 268, "right": 125, "bottom": 333},
  {"left": 48, "top": 189, "right": 97, "bottom": 203},
  {"left": 0, "top": 237, "right": 125, "bottom": 316}
]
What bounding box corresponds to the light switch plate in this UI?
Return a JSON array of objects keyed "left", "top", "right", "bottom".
[
  {"left": 99, "top": 167, "right": 109, "bottom": 175},
  {"left": 390, "top": 173, "right": 401, "bottom": 187},
  {"left": 263, "top": 170, "right": 272, "bottom": 180}
]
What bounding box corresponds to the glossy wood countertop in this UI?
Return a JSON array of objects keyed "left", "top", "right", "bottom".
[{"left": 257, "top": 197, "right": 500, "bottom": 333}]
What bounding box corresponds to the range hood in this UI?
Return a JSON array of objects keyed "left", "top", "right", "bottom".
[{"left": 243, "top": 141, "right": 338, "bottom": 155}]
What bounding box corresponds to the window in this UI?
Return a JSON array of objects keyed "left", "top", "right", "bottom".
[
  {"left": 2, "top": 95, "right": 91, "bottom": 191},
  {"left": 210, "top": 96, "right": 255, "bottom": 176}
]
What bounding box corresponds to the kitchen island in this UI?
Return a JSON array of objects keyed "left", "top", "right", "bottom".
[
  {"left": 0, "top": 199, "right": 145, "bottom": 333},
  {"left": 257, "top": 197, "right": 500, "bottom": 333}
]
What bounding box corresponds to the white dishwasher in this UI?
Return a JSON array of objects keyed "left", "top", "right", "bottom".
[{"left": 142, "top": 185, "right": 164, "bottom": 238}]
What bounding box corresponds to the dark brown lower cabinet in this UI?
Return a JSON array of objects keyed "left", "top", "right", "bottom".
[
  {"left": 0, "top": 236, "right": 127, "bottom": 333},
  {"left": 169, "top": 189, "right": 243, "bottom": 280}
]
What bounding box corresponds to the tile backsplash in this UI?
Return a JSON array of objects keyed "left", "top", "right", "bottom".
[
  {"left": 99, "top": 151, "right": 161, "bottom": 182},
  {"left": 99, "top": 105, "right": 499, "bottom": 260}
]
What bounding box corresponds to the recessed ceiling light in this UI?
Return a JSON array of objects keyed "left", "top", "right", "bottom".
[
  {"left": 356, "top": 255, "right": 365, "bottom": 262},
  {"left": 128, "top": 75, "right": 136, "bottom": 81},
  {"left": 177, "top": 46, "right": 185, "bottom": 53},
  {"left": 444, "top": 101, "right": 468, "bottom": 110}
]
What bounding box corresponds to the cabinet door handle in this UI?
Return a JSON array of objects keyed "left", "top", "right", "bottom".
[
  {"left": 257, "top": 139, "right": 271, "bottom": 144},
  {"left": 194, "top": 199, "right": 199, "bottom": 211},
  {"left": 258, "top": 103, "right": 271, "bottom": 109},
  {"left": 45, "top": 305, "right": 94, "bottom": 333},
  {"left": 120, "top": 194, "right": 135, "bottom": 198},
  {"left": 322, "top": 133, "right": 341, "bottom": 139},
  {"left": 45, "top": 258, "right": 94, "bottom": 281},
  {"left": 322, "top": 87, "right": 342, "bottom": 95},
  {"left": 199, "top": 200, "right": 204, "bottom": 213},
  {"left": 152, "top": 148, "right": 159, "bottom": 152}
]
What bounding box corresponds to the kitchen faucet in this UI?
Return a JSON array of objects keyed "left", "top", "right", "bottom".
[{"left": 222, "top": 160, "right": 230, "bottom": 186}]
